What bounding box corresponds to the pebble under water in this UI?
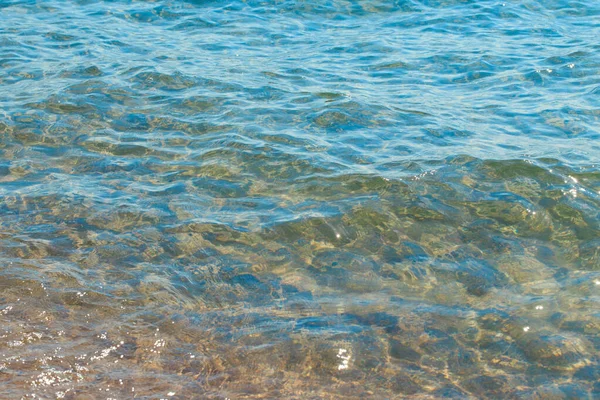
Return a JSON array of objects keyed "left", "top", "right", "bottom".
[{"left": 1, "top": 0, "right": 600, "bottom": 398}]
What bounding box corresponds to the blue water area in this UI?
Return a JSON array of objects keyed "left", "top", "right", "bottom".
[{"left": 1, "top": 0, "right": 600, "bottom": 398}]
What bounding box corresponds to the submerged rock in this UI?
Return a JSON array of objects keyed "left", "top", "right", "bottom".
[
  {"left": 496, "top": 255, "right": 555, "bottom": 285},
  {"left": 574, "top": 364, "right": 600, "bottom": 381},
  {"left": 388, "top": 339, "right": 421, "bottom": 363},
  {"left": 432, "top": 385, "right": 472, "bottom": 399},
  {"left": 431, "top": 258, "right": 508, "bottom": 297},
  {"left": 447, "top": 348, "right": 480, "bottom": 376},
  {"left": 388, "top": 372, "right": 421, "bottom": 395},
  {"left": 461, "top": 375, "right": 509, "bottom": 399},
  {"left": 347, "top": 312, "right": 401, "bottom": 335},
  {"left": 579, "top": 238, "right": 600, "bottom": 270},
  {"left": 518, "top": 333, "right": 590, "bottom": 371}
]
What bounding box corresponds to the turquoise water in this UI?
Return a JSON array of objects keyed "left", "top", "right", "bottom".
[{"left": 1, "top": 0, "right": 600, "bottom": 398}]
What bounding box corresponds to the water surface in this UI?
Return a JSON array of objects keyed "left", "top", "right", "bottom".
[{"left": 1, "top": 0, "right": 600, "bottom": 398}]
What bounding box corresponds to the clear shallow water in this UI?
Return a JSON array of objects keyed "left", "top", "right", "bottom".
[{"left": 1, "top": 0, "right": 600, "bottom": 398}]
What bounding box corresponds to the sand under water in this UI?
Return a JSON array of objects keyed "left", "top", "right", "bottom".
[{"left": 1, "top": 0, "right": 599, "bottom": 398}]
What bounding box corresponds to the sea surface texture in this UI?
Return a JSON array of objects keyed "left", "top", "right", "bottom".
[{"left": 1, "top": 0, "right": 600, "bottom": 398}]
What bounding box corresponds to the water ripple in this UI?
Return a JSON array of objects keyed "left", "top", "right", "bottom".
[{"left": 2, "top": 0, "right": 600, "bottom": 398}]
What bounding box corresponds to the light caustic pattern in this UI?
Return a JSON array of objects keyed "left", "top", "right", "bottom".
[{"left": 1, "top": 0, "right": 600, "bottom": 398}]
